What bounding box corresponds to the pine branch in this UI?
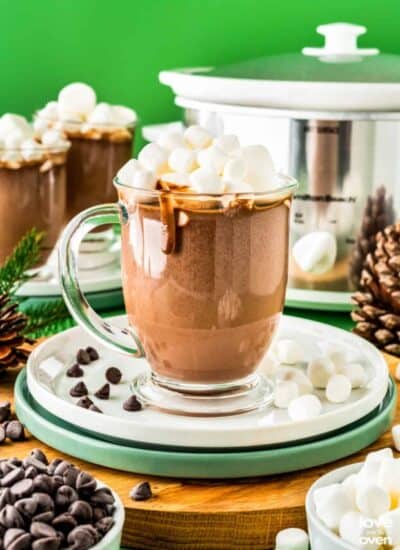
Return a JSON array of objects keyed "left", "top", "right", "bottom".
[
  {"left": 21, "top": 299, "right": 71, "bottom": 338},
  {"left": 0, "top": 229, "right": 44, "bottom": 295}
]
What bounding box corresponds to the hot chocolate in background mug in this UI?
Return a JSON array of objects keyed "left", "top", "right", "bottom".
[{"left": 59, "top": 126, "right": 297, "bottom": 415}]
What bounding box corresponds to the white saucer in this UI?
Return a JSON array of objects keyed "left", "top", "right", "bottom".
[
  {"left": 26, "top": 315, "right": 388, "bottom": 449},
  {"left": 285, "top": 288, "right": 352, "bottom": 312}
]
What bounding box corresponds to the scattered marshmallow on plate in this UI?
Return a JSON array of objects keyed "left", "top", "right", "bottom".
[{"left": 275, "top": 527, "right": 309, "bottom": 550}]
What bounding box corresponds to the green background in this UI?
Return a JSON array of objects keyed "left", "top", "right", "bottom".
[{"left": 1, "top": 0, "right": 400, "bottom": 150}]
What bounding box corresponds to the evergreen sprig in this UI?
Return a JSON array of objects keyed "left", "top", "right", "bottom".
[
  {"left": 0, "top": 229, "right": 44, "bottom": 294},
  {"left": 21, "top": 299, "right": 71, "bottom": 338}
]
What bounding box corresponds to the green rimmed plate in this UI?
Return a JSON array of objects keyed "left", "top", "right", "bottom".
[{"left": 15, "top": 370, "right": 396, "bottom": 479}]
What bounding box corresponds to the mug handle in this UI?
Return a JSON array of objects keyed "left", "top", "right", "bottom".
[{"left": 58, "top": 203, "right": 144, "bottom": 357}]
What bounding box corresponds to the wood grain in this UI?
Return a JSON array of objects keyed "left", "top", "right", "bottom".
[{"left": 0, "top": 356, "right": 398, "bottom": 549}]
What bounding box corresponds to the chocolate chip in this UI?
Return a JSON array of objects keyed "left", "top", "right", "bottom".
[
  {"left": 51, "top": 475, "right": 63, "bottom": 494},
  {"left": 88, "top": 404, "right": 102, "bottom": 413},
  {"left": 15, "top": 498, "right": 38, "bottom": 518},
  {"left": 4, "top": 528, "right": 31, "bottom": 550},
  {"left": 24, "top": 457, "right": 48, "bottom": 473},
  {"left": 52, "top": 512, "right": 77, "bottom": 534},
  {"left": 8, "top": 458, "right": 22, "bottom": 467},
  {"left": 0, "top": 401, "right": 11, "bottom": 423},
  {"left": 92, "top": 507, "right": 106, "bottom": 522},
  {"left": 63, "top": 466, "right": 80, "bottom": 488},
  {"left": 53, "top": 461, "right": 71, "bottom": 477},
  {"left": 0, "top": 505, "right": 25, "bottom": 529},
  {"left": 0, "top": 425, "right": 5, "bottom": 444},
  {"left": 55, "top": 485, "right": 78, "bottom": 509},
  {"left": 130, "top": 481, "right": 152, "bottom": 501},
  {"left": 85, "top": 347, "right": 99, "bottom": 361},
  {"left": 10, "top": 478, "right": 33, "bottom": 499},
  {"left": 123, "top": 395, "right": 142, "bottom": 411},
  {"left": 105, "top": 367, "right": 122, "bottom": 384},
  {"left": 5, "top": 421, "right": 25, "bottom": 442},
  {"left": 76, "top": 349, "right": 91, "bottom": 365},
  {"left": 30, "top": 521, "right": 57, "bottom": 539},
  {"left": 47, "top": 459, "right": 62, "bottom": 476},
  {"left": 1, "top": 468, "right": 24, "bottom": 487},
  {"left": 0, "top": 488, "right": 15, "bottom": 507},
  {"left": 94, "top": 383, "right": 109, "bottom": 400},
  {"left": 29, "top": 449, "right": 48, "bottom": 465},
  {"left": 76, "top": 397, "right": 93, "bottom": 409},
  {"left": 90, "top": 487, "right": 115, "bottom": 506},
  {"left": 33, "top": 474, "right": 53, "bottom": 494},
  {"left": 75, "top": 472, "right": 96, "bottom": 495},
  {"left": 96, "top": 516, "right": 114, "bottom": 535},
  {"left": 32, "top": 537, "right": 60, "bottom": 550},
  {"left": 66, "top": 363, "right": 84, "bottom": 378},
  {"left": 67, "top": 525, "right": 98, "bottom": 550},
  {"left": 69, "top": 382, "right": 88, "bottom": 398},
  {"left": 68, "top": 500, "right": 93, "bottom": 523},
  {"left": 32, "top": 511, "right": 55, "bottom": 523},
  {"left": 32, "top": 492, "right": 54, "bottom": 513},
  {"left": 25, "top": 466, "right": 38, "bottom": 479}
]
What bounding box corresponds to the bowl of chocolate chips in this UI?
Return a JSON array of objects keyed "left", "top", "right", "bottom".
[{"left": 0, "top": 449, "right": 124, "bottom": 550}]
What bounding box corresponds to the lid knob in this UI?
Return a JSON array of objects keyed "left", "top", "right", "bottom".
[{"left": 302, "top": 22, "right": 379, "bottom": 60}]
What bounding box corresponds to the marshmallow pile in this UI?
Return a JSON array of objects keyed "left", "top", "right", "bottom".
[
  {"left": 313, "top": 448, "right": 400, "bottom": 549},
  {"left": 117, "top": 125, "right": 278, "bottom": 194},
  {"left": 292, "top": 231, "right": 337, "bottom": 275},
  {"left": 0, "top": 113, "right": 69, "bottom": 166},
  {"left": 34, "top": 82, "right": 137, "bottom": 135},
  {"left": 267, "top": 339, "right": 368, "bottom": 420}
]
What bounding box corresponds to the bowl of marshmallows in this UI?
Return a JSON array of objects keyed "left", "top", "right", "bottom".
[{"left": 306, "top": 447, "right": 400, "bottom": 550}]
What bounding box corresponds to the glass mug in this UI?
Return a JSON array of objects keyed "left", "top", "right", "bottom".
[{"left": 59, "top": 174, "right": 297, "bottom": 415}]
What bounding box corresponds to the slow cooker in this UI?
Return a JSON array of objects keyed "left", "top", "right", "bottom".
[{"left": 158, "top": 22, "right": 400, "bottom": 311}]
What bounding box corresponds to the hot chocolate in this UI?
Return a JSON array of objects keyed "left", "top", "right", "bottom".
[
  {"left": 0, "top": 114, "right": 69, "bottom": 264},
  {"left": 120, "top": 192, "right": 290, "bottom": 384},
  {"left": 35, "top": 83, "right": 135, "bottom": 219}
]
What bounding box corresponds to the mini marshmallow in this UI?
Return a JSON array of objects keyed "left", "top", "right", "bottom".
[
  {"left": 132, "top": 168, "right": 157, "bottom": 191},
  {"left": 41, "top": 129, "right": 68, "bottom": 148},
  {"left": 168, "top": 147, "right": 197, "bottom": 173},
  {"left": 357, "top": 449, "right": 394, "bottom": 488},
  {"left": 112, "top": 105, "right": 137, "bottom": 125},
  {"left": 288, "top": 394, "right": 322, "bottom": 421},
  {"left": 189, "top": 168, "right": 225, "bottom": 194},
  {"left": 223, "top": 157, "right": 246, "bottom": 183},
  {"left": 261, "top": 354, "right": 279, "bottom": 377},
  {"left": 392, "top": 424, "right": 400, "bottom": 452},
  {"left": 158, "top": 130, "right": 185, "bottom": 152},
  {"left": 317, "top": 342, "right": 348, "bottom": 370},
  {"left": 276, "top": 367, "right": 313, "bottom": 396},
  {"left": 356, "top": 484, "right": 390, "bottom": 518},
  {"left": 224, "top": 181, "right": 253, "bottom": 193},
  {"left": 138, "top": 143, "right": 169, "bottom": 175},
  {"left": 275, "top": 527, "right": 309, "bottom": 550},
  {"left": 0, "top": 113, "right": 33, "bottom": 140},
  {"left": 307, "top": 356, "right": 335, "bottom": 389},
  {"left": 379, "top": 508, "right": 400, "bottom": 546},
  {"left": 213, "top": 134, "right": 240, "bottom": 155},
  {"left": 1, "top": 151, "right": 23, "bottom": 163},
  {"left": 377, "top": 457, "right": 400, "bottom": 494},
  {"left": 395, "top": 362, "right": 400, "bottom": 382},
  {"left": 293, "top": 231, "right": 337, "bottom": 275},
  {"left": 184, "top": 125, "right": 212, "bottom": 149},
  {"left": 276, "top": 339, "right": 305, "bottom": 364},
  {"left": 160, "top": 172, "right": 189, "bottom": 187},
  {"left": 315, "top": 483, "right": 353, "bottom": 530},
  {"left": 274, "top": 380, "right": 299, "bottom": 409},
  {"left": 341, "top": 473, "right": 358, "bottom": 509},
  {"left": 58, "top": 82, "right": 96, "bottom": 118},
  {"left": 37, "top": 101, "right": 59, "bottom": 121},
  {"left": 197, "top": 145, "right": 229, "bottom": 174},
  {"left": 241, "top": 144, "right": 276, "bottom": 191},
  {"left": 117, "top": 159, "right": 141, "bottom": 184},
  {"left": 325, "top": 374, "right": 352, "bottom": 404},
  {"left": 4, "top": 131, "right": 24, "bottom": 150},
  {"left": 339, "top": 511, "right": 379, "bottom": 549},
  {"left": 21, "top": 139, "right": 43, "bottom": 161},
  {"left": 33, "top": 117, "right": 50, "bottom": 135},
  {"left": 87, "top": 102, "right": 115, "bottom": 126},
  {"left": 338, "top": 363, "right": 367, "bottom": 389}
]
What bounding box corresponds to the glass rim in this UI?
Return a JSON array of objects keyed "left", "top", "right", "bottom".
[
  {"left": 33, "top": 111, "right": 137, "bottom": 130},
  {"left": 113, "top": 172, "right": 298, "bottom": 198}
]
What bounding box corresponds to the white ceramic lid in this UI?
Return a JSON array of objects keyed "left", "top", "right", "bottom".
[{"left": 160, "top": 22, "right": 400, "bottom": 112}]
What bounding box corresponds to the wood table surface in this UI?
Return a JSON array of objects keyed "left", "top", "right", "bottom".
[{"left": 0, "top": 356, "right": 398, "bottom": 550}]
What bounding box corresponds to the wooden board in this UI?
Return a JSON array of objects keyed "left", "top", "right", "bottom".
[{"left": 0, "top": 356, "right": 399, "bottom": 550}]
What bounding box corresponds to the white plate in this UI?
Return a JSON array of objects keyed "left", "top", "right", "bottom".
[{"left": 26, "top": 315, "right": 388, "bottom": 449}]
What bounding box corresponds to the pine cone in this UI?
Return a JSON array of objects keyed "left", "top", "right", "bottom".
[
  {"left": 0, "top": 293, "right": 33, "bottom": 374},
  {"left": 351, "top": 222, "right": 400, "bottom": 355},
  {"left": 349, "top": 186, "right": 394, "bottom": 289}
]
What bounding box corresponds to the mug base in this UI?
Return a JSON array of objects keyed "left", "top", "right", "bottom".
[{"left": 131, "top": 372, "right": 274, "bottom": 417}]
